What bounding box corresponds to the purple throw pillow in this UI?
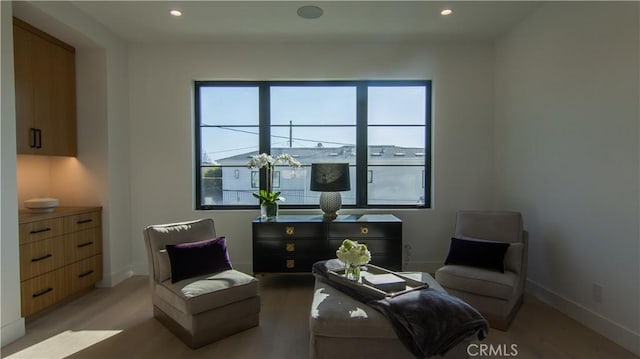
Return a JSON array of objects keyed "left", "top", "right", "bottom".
[
  {"left": 444, "top": 237, "right": 509, "bottom": 273},
  {"left": 166, "top": 236, "right": 232, "bottom": 283}
]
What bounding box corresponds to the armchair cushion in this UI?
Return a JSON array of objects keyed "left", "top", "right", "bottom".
[
  {"left": 166, "top": 237, "right": 232, "bottom": 283},
  {"left": 444, "top": 237, "right": 509, "bottom": 272},
  {"left": 156, "top": 269, "right": 258, "bottom": 315},
  {"left": 435, "top": 265, "right": 517, "bottom": 300}
]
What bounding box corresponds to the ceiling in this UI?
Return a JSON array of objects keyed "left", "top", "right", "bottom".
[{"left": 70, "top": 1, "right": 542, "bottom": 43}]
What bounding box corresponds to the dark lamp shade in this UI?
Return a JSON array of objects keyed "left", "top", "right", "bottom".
[{"left": 310, "top": 163, "right": 351, "bottom": 192}]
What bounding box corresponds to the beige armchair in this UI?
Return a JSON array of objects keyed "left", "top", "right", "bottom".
[
  {"left": 435, "top": 211, "right": 528, "bottom": 330},
  {"left": 143, "top": 218, "right": 260, "bottom": 348}
]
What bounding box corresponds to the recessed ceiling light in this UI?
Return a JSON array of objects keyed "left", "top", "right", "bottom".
[
  {"left": 170, "top": 9, "right": 182, "bottom": 17},
  {"left": 440, "top": 8, "right": 453, "bottom": 16},
  {"left": 297, "top": 5, "right": 323, "bottom": 19}
]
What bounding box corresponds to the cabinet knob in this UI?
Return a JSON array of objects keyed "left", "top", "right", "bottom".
[
  {"left": 285, "top": 226, "right": 295, "bottom": 235},
  {"left": 360, "top": 225, "right": 369, "bottom": 235},
  {"left": 285, "top": 243, "right": 295, "bottom": 252},
  {"left": 286, "top": 259, "right": 295, "bottom": 268}
]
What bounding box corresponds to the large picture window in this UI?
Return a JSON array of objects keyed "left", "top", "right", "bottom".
[{"left": 195, "top": 81, "right": 431, "bottom": 209}]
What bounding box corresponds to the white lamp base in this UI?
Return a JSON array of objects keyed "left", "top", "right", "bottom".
[{"left": 319, "top": 192, "right": 342, "bottom": 221}]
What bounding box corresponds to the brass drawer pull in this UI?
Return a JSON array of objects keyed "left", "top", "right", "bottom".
[
  {"left": 77, "top": 241, "right": 94, "bottom": 248},
  {"left": 31, "top": 253, "right": 52, "bottom": 262},
  {"left": 32, "top": 287, "right": 53, "bottom": 298},
  {"left": 360, "top": 226, "right": 369, "bottom": 235},
  {"left": 30, "top": 227, "right": 51, "bottom": 234},
  {"left": 286, "top": 259, "right": 295, "bottom": 268},
  {"left": 285, "top": 243, "right": 295, "bottom": 252},
  {"left": 77, "top": 219, "right": 93, "bottom": 224},
  {"left": 285, "top": 226, "right": 295, "bottom": 235},
  {"left": 78, "top": 270, "right": 95, "bottom": 278}
]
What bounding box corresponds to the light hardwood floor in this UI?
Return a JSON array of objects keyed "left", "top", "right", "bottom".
[{"left": 1, "top": 275, "right": 637, "bottom": 359}]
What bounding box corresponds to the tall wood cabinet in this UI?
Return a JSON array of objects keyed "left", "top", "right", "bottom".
[
  {"left": 19, "top": 207, "right": 102, "bottom": 317},
  {"left": 13, "top": 17, "right": 77, "bottom": 156}
]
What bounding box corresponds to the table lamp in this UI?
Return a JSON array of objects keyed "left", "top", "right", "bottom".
[{"left": 310, "top": 163, "right": 350, "bottom": 220}]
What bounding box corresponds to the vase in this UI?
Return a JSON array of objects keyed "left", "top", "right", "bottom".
[
  {"left": 260, "top": 202, "right": 278, "bottom": 220},
  {"left": 344, "top": 263, "right": 361, "bottom": 281}
]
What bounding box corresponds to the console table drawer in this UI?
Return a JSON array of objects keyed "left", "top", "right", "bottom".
[
  {"left": 254, "top": 255, "right": 321, "bottom": 273},
  {"left": 328, "top": 238, "right": 398, "bottom": 257},
  {"left": 328, "top": 222, "right": 400, "bottom": 239},
  {"left": 254, "top": 239, "right": 326, "bottom": 256},
  {"left": 254, "top": 223, "right": 323, "bottom": 239}
]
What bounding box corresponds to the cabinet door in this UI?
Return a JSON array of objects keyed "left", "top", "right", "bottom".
[
  {"left": 47, "top": 42, "right": 76, "bottom": 156},
  {"left": 31, "top": 32, "right": 55, "bottom": 154},
  {"left": 13, "top": 25, "right": 37, "bottom": 154},
  {"left": 13, "top": 19, "right": 76, "bottom": 156}
]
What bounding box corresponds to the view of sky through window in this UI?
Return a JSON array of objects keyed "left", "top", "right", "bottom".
[{"left": 196, "top": 81, "right": 429, "bottom": 208}]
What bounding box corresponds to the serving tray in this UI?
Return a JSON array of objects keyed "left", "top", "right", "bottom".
[{"left": 327, "top": 263, "right": 429, "bottom": 299}]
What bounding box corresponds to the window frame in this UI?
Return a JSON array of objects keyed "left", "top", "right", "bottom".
[{"left": 195, "top": 80, "right": 431, "bottom": 210}]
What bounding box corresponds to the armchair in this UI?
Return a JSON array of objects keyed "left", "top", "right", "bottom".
[
  {"left": 143, "top": 218, "right": 260, "bottom": 348},
  {"left": 435, "top": 211, "right": 528, "bottom": 330}
]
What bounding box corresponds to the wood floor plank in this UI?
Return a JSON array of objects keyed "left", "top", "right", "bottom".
[{"left": 1, "top": 275, "right": 637, "bottom": 359}]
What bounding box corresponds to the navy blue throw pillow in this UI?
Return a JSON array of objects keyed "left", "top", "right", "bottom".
[
  {"left": 166, "top": 236, "right": 232, "bottom": 283},
  {"left": 444, "top": 237, "right": 509, "bottom": 272}
]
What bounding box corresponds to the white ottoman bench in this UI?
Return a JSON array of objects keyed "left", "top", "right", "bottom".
[{"left": 310, "top": 272, "right": 470, "bottom": 359}]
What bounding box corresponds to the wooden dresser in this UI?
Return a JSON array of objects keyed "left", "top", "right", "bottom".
[
  {"left": 19, "top": 207, "right": 102, "bottom": 317},
  {"left": 252, "top": 214, "right": 402, "bottom": 273}
]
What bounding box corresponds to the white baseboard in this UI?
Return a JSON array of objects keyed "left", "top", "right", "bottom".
[
  {"left": 98, "top": 265, "right": 133, "bottom": 288},
  {"left": 526, "top": 278, "right": 640, "bottom": 356},
  {"left": 1, "top": 317, "right": 25, "bottom": 347}
]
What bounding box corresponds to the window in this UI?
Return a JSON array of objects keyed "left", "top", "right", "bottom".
[{"left": 195, "top": 81, "right": 431, "bottom": 209}]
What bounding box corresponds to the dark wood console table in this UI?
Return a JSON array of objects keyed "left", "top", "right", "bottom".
[{"left": 252, "top": 214, "right": 402, "bottom": 273}]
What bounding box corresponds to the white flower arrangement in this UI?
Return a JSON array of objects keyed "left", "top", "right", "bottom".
[
  {"left": 336, "top": 239, "right": 371, "bottom": 267},
  {"left": 247, "top": 153, "right": 301, "bottom": 204}
]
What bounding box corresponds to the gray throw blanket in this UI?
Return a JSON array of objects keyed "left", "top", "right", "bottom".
[{"left": 312, "top": 260, "right": 488, "bottom": 358}]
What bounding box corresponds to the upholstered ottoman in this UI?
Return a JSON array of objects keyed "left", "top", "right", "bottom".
[{"left": 310, "top": 272, "right": 469, "bottom": 359}]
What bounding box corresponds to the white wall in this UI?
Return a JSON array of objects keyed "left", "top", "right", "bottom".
[
  {"left": 494, "top": 3, "right": 640, "bottom": 354},
  {"left": 0, "top": 1, "right": 26, "bottom": 346},
  {"left": 128, "top": 40, "right": 496, "bottom": 274}
]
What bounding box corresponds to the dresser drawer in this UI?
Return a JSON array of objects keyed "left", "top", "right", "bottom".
[
  {"left": 254, "top": 238, "right": 326, "bottom": 256},
  {"left": 329, "top": 238, "right": 400, "bottom": 257},
  {"left": 64, "top": 211, "right": 101, "bottom": 233},
  {"left": 21, "top": 268, "right": 68, "bottom": 317},
  {"left": 328, "top": 222, "right": 401, "bottom": 239},
  {"left": 253, "top": 255, "right": 321, "bottom": 273},
  {"left": 67, "top": 255, "right": 102, "bottom": 294},
  {"left": 20, "top": 238, "right": 66, "bottom": 280},
  {"left": 64, "top": 227, "right": 102, "bottom": 264},
  {"left": 19, "top": 218, "right": 64, "bottom": 245},
  {"left": 253, "top": 222, "right": 323, "bottom": 240}
]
